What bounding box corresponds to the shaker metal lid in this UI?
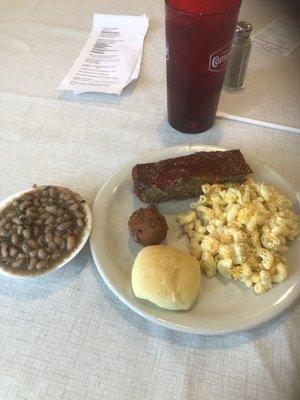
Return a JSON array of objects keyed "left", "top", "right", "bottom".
[{"left": 236, "top": 21, "right": 253, "bottom": 37}]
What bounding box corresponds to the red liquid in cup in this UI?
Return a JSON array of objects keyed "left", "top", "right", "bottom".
[{"left": 166, "top": 0, "right": 241, "bottom": 133}]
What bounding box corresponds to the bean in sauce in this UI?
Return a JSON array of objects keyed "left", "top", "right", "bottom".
[{"left": 0, "top": 186, "right": 87, "bottom": 275}]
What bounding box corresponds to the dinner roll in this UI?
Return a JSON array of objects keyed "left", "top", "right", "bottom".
[{"left": 132, "top": 245, "right": 201, "bottom": 310}]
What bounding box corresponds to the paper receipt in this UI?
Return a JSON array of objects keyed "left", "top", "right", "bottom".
[
  {"left": 252, "top": 18, "right": 300, "bottom": 56},
  {"left": 60, "top": 14, "right": 149, "bottom": 95}
]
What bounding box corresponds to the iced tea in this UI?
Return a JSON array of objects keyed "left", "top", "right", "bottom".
[{"left": 166, "top": 0, "right": 241, "bottom": 133}]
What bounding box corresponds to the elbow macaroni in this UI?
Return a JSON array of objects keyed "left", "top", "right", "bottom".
[{"left": 176, "top": 178, "right": 299, "bottom": 295}]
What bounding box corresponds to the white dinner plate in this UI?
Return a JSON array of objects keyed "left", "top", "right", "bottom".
[{"left": 90, "top": 145, "right": 300, "bottom": 334}]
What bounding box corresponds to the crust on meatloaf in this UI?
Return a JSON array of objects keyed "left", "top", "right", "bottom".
[{"left": 132, "top": 150, "right": 252, "bottom": 203}]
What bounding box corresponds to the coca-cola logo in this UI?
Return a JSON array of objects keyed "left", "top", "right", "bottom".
[{"left": 209, "top": 42, "right": 232, "bottom": 72}]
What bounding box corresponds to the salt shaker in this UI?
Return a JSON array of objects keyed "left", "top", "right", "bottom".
[{"left": 223, "top": 21, "right": 253, "bottom": 91}]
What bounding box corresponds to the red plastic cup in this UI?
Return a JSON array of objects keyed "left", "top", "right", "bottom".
[{"left": 166, "top": 0, "right": 241, "bottom": 133}]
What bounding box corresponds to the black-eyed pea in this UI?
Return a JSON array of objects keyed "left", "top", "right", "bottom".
[
  {"left": 21, "top": 243, "right": 31, "bottom": 254},
  {"left": 12, "top": 225, "right": 19, "bottom": 232},
  {"left": 1, "top": 244, "right": 9, "bottom": 258},
  {"left": 45, "top": 216, "right": 54, "bottom": 225},
  {"left": 28, "top": 258, "right": 38, "bottom": 270},
  {"left": 41, "top": 191, "right": 49, "bottom": 199},
  {"left": 45, "top": 205, "right": 57, "bottom": 213},
  {"left": 26, "top": 209, "right": 39, "bottom": 219},
  {"left": 40, "top": 212, "right": 49, "bottom": 220},
  {"left": 0, "top": 218, "right": 8, "bottom": 228},
  {"left": 11, "top": 233, "right": 19, "bottom": 246},
  {"left": 18, "top": 253, "right": 27, "bottom": 259},
  {"left": 56, "top": 217, "right": 65, "bottom": 225},
  {"left": 6, "top": 210, "right": 16, "bottom": 218},
  {"left": 47, "top": 242, "right": 57, "bottom": 251},
  {"left": 0, "top": 229, "right": 8, "bottom": 237},
  {"left": 12, "top": 259, "right": 25, "bottom": 268},
  {"left": 19, "top": 200, "right": 31, "bottom": 211},
  {"left": 66, "top": 235, "right": 76, "bottom": 251},
  {"left": 51, "top": 252, "right": 60, "bottom": 261},
  {"left": 5, "top": 222, "right": 12, "bottom": 230},
  {"left": 23, "top": 229, "right": 31, "bottom": 240},
  {"left": 27, "top": 239, "right": 38, "bottom": 249},
  {"left": 37, "top": 237, "right": 44, "bottom": 247},
  {"left": 44, "top": 225, "right": 52, "bottom": 234},
  {"left": 57, "top": 222, "right": 72, "bottom": 232},
  {"left": 38, "top": 249, "right": 48, "bottom": 260},
  {"left": 2, "top": 257, "right": 13, "bottom": 265},
  {"left": 29, "top": 249, "right": 38, "bottom": 258},
  {"left": 54, "top": 235, "right": 64, "bottom": 246},
  {"left": 69, "top": 204, "right": 78, "bottom": 212},
  {"left": 62, "top": 228, "right": 72, "bottom": 238},
  {"left": 63, "top": 193, "right": 72, "bottom": 201},
  {"left": 76, "top": 218, "right": 84, "bottom": 228},
  {"left": 49, "top": 187, "right": 57, "bottom": 197},
  {"left": 74, "top": 209, "right": 84, "bottom": 218},
  {"left": 45, "top": 232, "right": 54, "bottom": 243},
  {"left": 9, "top": 247, "right": 18, "bottom": 257},
  {"left": 36, "top": 261, "right": 48, "bottom": 270},
  {"left": 56, "top": 209, "right": 65, "bottom": 216}
]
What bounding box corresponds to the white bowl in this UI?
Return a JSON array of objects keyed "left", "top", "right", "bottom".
[{"left": 0, "top": 186, "right": 92, "bottom": 278}]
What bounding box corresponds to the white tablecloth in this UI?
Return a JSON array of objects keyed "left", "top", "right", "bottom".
[{"left": 0, "top": 1, "right": 299, "bottom": 400}]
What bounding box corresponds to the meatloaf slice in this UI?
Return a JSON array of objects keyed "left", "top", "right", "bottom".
[{"left": 132, "top": 150, "right": 252, "bottom": 203}]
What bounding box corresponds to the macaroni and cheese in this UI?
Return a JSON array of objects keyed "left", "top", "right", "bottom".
[{"left": 177, "top": 179, "right": 299, "bottom": 294}]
